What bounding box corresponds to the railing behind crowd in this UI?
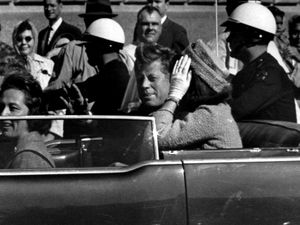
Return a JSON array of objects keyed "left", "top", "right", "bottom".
[{"left": 1, "top": 0, "right": 299, "bottom": 6}]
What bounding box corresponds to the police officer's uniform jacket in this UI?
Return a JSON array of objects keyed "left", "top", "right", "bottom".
[{"left": 230, "top": 52, "right": 296, "bottom": 122}]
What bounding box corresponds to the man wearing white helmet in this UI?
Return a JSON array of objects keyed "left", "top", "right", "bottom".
[
  {"left": 44, "top": 0, "right": 118, "bottom": 93},
  {"left": 207, "top": 0, "right": 249, "bottom": 75},
  {"left": 72, "top": 18, "right": 129, "bottom": 115},
  {"left": 222, "top": 2, "right": 296, "bottom": 122},
  {"left": 207, "top": 0, "right": 290, "bottom": 76}
]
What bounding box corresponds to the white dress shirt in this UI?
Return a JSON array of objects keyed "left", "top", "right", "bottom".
[{"left": 48, "top": 17, "right": 63, "bottom": 44}]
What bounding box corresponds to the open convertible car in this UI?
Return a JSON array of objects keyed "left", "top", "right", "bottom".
[{"left": 1, "top": 115, "right": 300, "bottom": 225}]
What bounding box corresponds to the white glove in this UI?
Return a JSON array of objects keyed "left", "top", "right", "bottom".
[{"left": 168, "top": 55, "right": 192, "bottom": 102}]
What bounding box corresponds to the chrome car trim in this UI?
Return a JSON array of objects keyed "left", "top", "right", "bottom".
[
  {"left": 183, "top": 157, "right": 300, "bottom": 164},
  {"left": 152, "top": 117, "right": 159, "bottom": 159},
  {"left": 0, "top": 160, "right": 182, "bottom": 176},
  {"left": 0, "top": 115, "right": 155, "bottom": 120},
  {"left": 0, "top": 115, "right": 160, "bottom": 160}
]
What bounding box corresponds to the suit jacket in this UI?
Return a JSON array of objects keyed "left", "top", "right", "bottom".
[
  {"left": 158, "top": 17, "right": 189, "bottom": 54},
  {"left": 37, "top": 20, "right": 82, "bottom": 56}
]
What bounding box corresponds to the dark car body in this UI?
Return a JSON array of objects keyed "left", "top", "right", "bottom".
[{"left": 0, "top": 116, "right": 300, "bottom": 225}]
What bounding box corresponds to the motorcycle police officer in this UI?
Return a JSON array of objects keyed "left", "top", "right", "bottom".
[{"left": 222, "top": 2, "right": 297, "bottom": 122}]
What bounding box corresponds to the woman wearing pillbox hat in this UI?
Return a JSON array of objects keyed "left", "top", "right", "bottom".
[{"left": 134, "top": 43, "right": 242, "bottom": 150}]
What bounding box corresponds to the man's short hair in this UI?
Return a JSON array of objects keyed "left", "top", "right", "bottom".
[
  {"left": 137, "top": 5, "right": 161, "bottom": 22},
  {"left": 134, "top": 43, "right": 176, "bottom": 79}
]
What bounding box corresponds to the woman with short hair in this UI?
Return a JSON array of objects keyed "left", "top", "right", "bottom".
[{"left": 0, "top": 69, "right": 55, "bottom": 169}]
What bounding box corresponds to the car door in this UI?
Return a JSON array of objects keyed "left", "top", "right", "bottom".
[
  {"left": 0, "top": 116, "right": 187, "bottom": 225},
  {"left": 184, "top": 156, "right": 300, "bottom": 225},
  {"left": 0, "top": 161, "right": 187, "bottom": 225}
]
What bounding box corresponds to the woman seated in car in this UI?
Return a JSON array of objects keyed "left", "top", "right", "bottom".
[
  {"left": 0, "top": 68, "right": 55, "bottom": 169},
  {"left": 134, "top": 43, "right": 242, "bottom": 150}
]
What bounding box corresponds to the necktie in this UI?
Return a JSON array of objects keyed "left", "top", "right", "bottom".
[{"left": 43, "top": 26, "right": 52, "bottom": 55}]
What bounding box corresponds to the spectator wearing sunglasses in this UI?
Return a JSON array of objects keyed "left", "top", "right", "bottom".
[
  {"left": 12, "top": 20, "right": 63, "bottom": 142},
  {"left": 12, "top": 19, "right": 54, "bottom": 90}
]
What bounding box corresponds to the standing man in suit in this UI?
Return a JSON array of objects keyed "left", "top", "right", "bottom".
[
  {"left": 147, "top": 0, "right": 189, "bottom": 54},
  {"left": 38, "top": 0, "right": 82, "bottom": 57},
  {"left": 120, "top": 5, "right": 163, "bottom": 113},
  {"left": 44, "top": 0, "right": 119, "bottom": 102}
]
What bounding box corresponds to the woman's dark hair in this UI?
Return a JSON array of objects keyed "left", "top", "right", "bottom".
[
  {"left": 0, "top": 52, "right": 27, "bottom": 78},
  {"left": 181, "top": 41, "right": 232, "bottom": 111},
  {"left": 15, "top": 19, "right": 33, "bottom": 38},
  {"left": 180, "top": 74, "right": 231, "bottom": 112},
  {"left": 0, "top": 69, "right": 51, "bottom": 134}
]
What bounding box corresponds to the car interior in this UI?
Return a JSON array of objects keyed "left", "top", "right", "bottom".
[{"left": 2, "top": 116, "right": 300, "bottom": 168}]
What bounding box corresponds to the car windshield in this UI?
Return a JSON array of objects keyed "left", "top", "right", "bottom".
[{"left": 0, "top": 115, "right": 159, "bottom": 169}]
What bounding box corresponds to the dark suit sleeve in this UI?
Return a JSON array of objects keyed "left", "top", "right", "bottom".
[
  {"left": 48, "top": 21, "right": 82, "bottom": 52},
  {"left": 172, "top": 23, "right": 189, "bottom": 54},
  {"left": 76, "top": 59, "right": 130, "bottom": 114},
  {"left": 230, "top": 66, "right": 292, "bottom": 120},
  {"left": 66, "top": 24, "right": 82, "bottom": 40},
  {"left": 158, "top": 18, "right": 189, "bottom": 54},
  {"left": 37, "top": 29, "right": 46, "bottom": 55},
  {"left": 78, "top": 59, "right": 129, "bottom": 100},
  {"left": 61, "top": 21, "right": 82, "bottom": 39}
]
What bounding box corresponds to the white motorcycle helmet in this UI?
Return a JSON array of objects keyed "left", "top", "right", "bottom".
[
  {"left": 84, "top": 18, "right": 125, "bottom": 51},
  {"left": 222, "top": 2, "right": 276, "bottom": 36}
]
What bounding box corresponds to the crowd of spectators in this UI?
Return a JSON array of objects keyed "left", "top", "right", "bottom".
[{"left": 0, "top": 0, "right": 300, "bottom": 168}]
